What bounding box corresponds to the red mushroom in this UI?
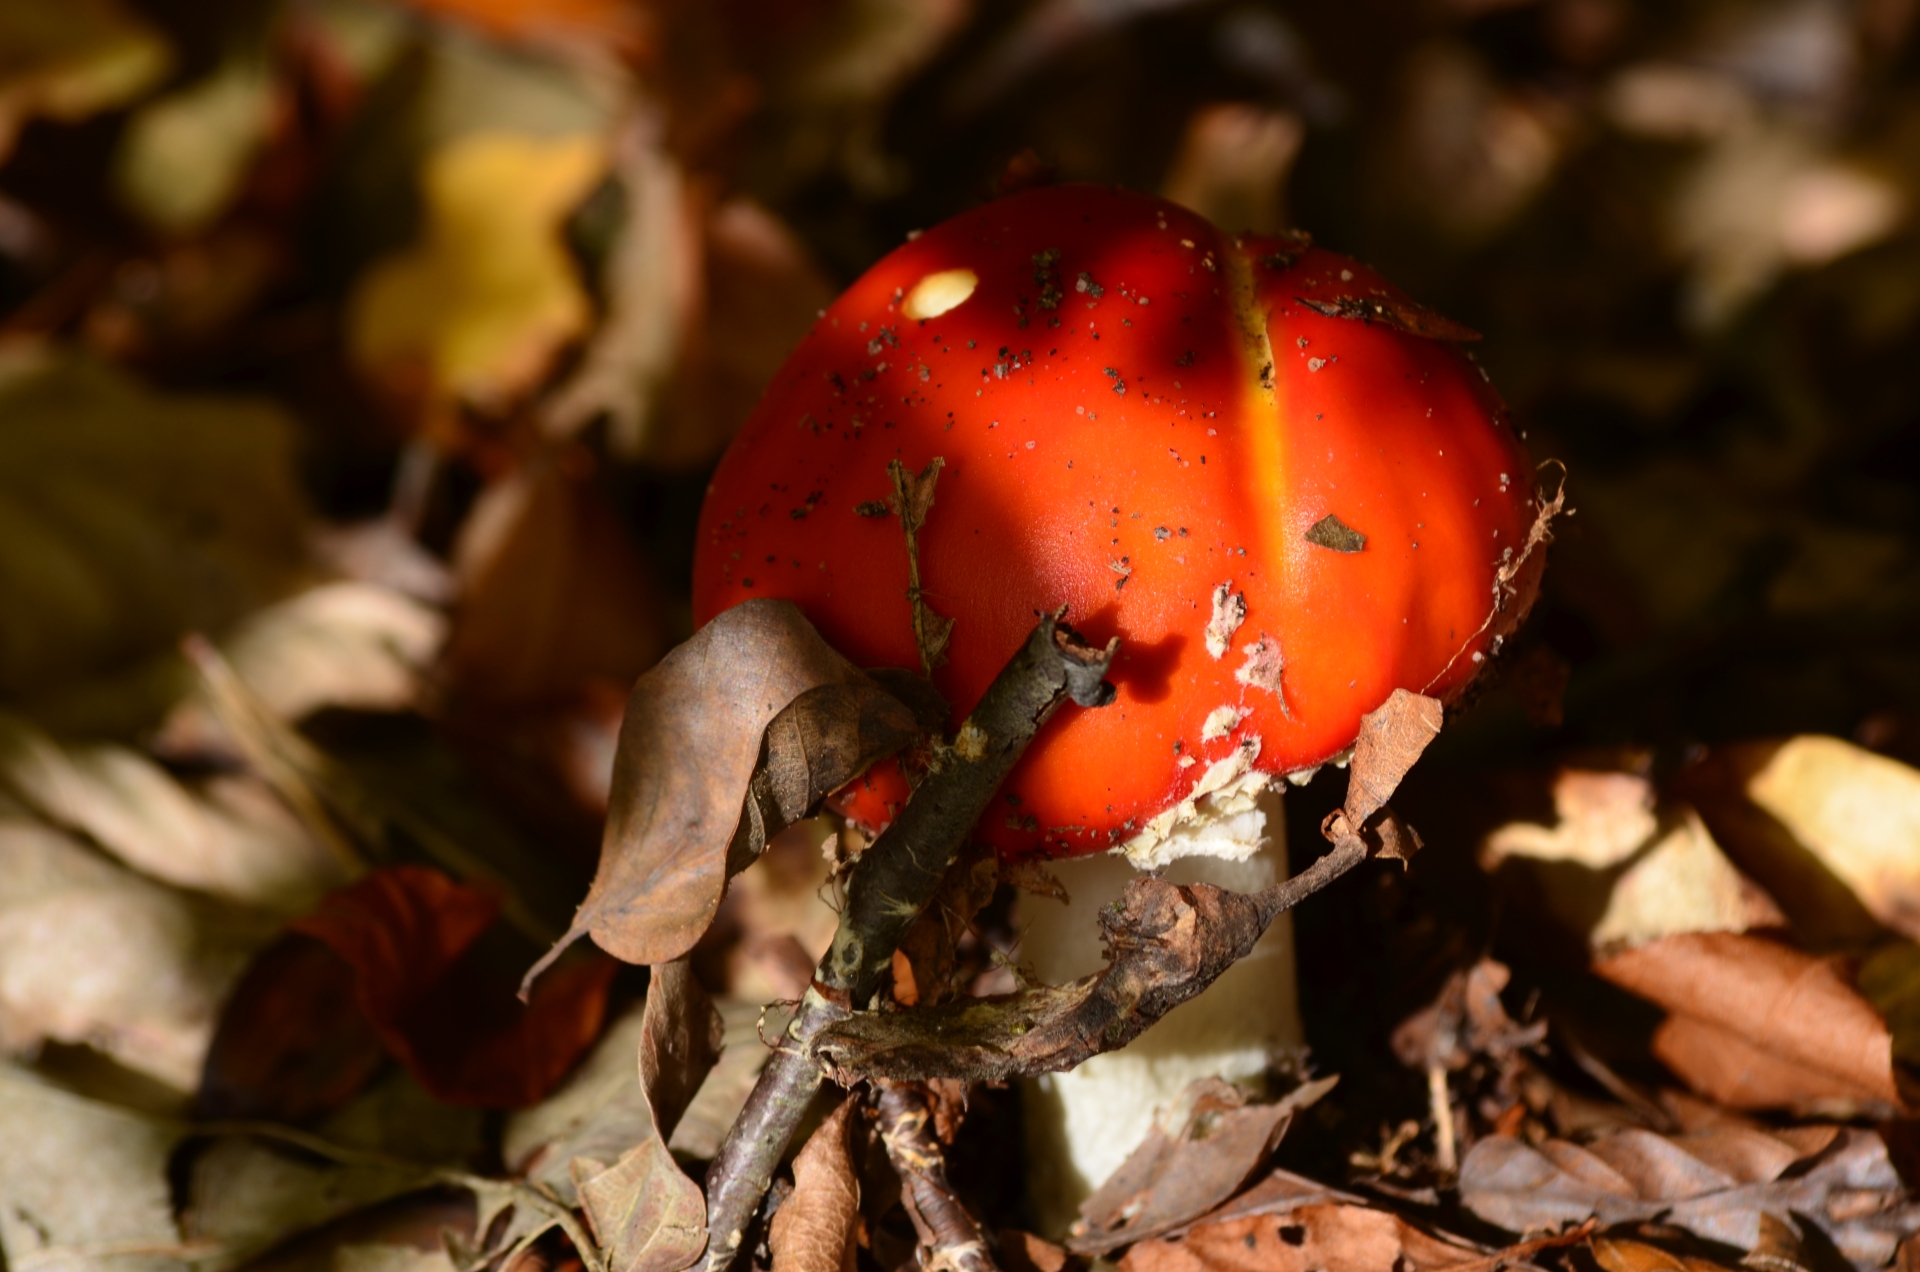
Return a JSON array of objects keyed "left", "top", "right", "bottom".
[{"left": 692, "top": 183, "right": 1546, "bottom": 1226}]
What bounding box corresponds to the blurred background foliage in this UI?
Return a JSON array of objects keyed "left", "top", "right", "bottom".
[
  {"left": 2, "top": 0, "right": 1920, "bottom": 1260},
  {"left": 3, "top": 0, "right": 1917, "bottom": 783}
]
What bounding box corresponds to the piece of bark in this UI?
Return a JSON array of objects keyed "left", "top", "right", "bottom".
[{"left": 877, "top": 1083, "right": 997, "bottom": 1272}]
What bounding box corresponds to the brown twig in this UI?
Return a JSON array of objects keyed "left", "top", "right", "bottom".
[
  {"left": 875, "top": 1083, "right": 999, "bottom": 1272},
  {"left": 811, "top": 834, "right": 1369, "bottom": 1084},
  {"left": 698, "top": 610, "right": 1118, "bottom": 1272}
]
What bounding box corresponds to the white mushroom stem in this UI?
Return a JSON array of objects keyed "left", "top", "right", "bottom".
[{"left": 1016, "top": 785, "right": 1302, "bottom": 1236}]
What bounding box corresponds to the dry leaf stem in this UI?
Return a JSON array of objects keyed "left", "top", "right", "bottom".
[
  {"left": 699, "top": 610, "right": 1118, "bottom": 1272},
  {"left": 875, "top": 1083, "right": 998, "bottom": 1272}
]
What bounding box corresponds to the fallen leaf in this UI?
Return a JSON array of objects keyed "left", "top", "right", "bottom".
[
  {"left": 1461, "top": 1126, "right": 1920, "bottom": 1266},
  {"left": 665, "top": 995, "right": 778, "bottom": 1161},
  {"left": 502, "top": 1002, "right": 652, "bottom": 1200},
  {"left": 1118, "top": 1204, "right": 1488, "bottom": 1272},
  {"left": 347, "top": 130, "right": 608, "bottom": 410},
  {"left": 112, "top": 49, "right": 276, "bottom": 233},
  {"left": 770, "top": 1097, "right": 862, "bottom": 1272},
  {"left": 1481, "top": 768, "right": 1785, "bottom": 951},
  {"left": 0, "top": 350, "right": 308, "bottom": 703},
  {"left": 194, "top": 930, "right": 388, "bottom": 1123},
  {"left": 1000, "top": 1230, "right": 1076, "bottom": 1272},
  {"left": 446, "top": 459, "right": 673, "bottom": 710},
  {"left": 0, "top": 815, "right": 267, "bottom": 1091},
  {"left": 159, "top": 581, "right": 448, "bottom": 754},
  {"left": 1594, "top": 931, "right": 1901, "bottom": 1112},
  {"left": 281, "top": 865, "right": 618, "bottom": 1108},
  {"left": 576, "top": 1134, "right": 707, "bottom": 1272},
  {"left": 0, "top": 1062, "right": 185, "bottom": 1264},
  {"left": 0, "top": 710, "right": 345, "bottom": 913},
  {"left": 640, "top": 958, "right": 724, "bottom": 1139},
  {"left": 181, "top": 1132, "right": 429, "bottom": 1264},
  {"left": 522, "top": 598, "right": 919, "bottom": 983},
  {"left": 1071, "top": 1076, "right": 1338, "bottom": 1256},
  {"left": 0, "top": 0, "right": 171, "bottom": 161},
  {"left": 1588, "top": 1237, "right": 1729, "bottom": 1272},
  {"left": 1343, "top": 688, "right": 1444, "bottom": 833},
  {"left": 1681, "top": 736, "right": 1920, "bottom": 949}
]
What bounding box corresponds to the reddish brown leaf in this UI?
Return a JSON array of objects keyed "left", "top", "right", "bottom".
[
  {"left": 770, "top": 1097, "right": 861, "bottom": 1272},
  {"left": 195, "top": 932, "right": 387, "bottom": 1123},
  {"left": 523, "top": 599, "right": 919, "bottom": 984},
  {"left": 288, "top": 865, "right": 617, "bottom": 1108},
  {"left": 999, "top": 1230, "right": 1076, "bottom": 1272},
  {"left": 1594, "top": 931, "right": 1901, "bottom": 1111}
]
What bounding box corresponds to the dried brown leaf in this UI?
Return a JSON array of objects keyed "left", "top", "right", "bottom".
[
  {"left": 1071, "top": 1075, "right": 1338, "bottom": 1256},
  {"left": 1589, "top": 1237, "right": 1731, "bottom": 1271},
  {"left": 576, "top": 1135, "right": 707, "bottom": 1272},
  {"left": 1119, "top": 1204, "right": 1488, "bottom": 1272},
  {"left": 1679, "top": 737, "right": 1920, "bottom": 949},
  {"left": 640, "top": 958, "right": 723, "bottom": 1140},
  {"left": 1344, "top": 689, "right": 1444, "bottom": 831},
  {"left": 1594, "top": 932, "right": 1901, "bottom": 1111},
  {"left": 1460, "top": 1126, "right": 1920, "bottom": 1265},
  {"left": 770, "top": 1097, "right": 861, "bottom": 1272},
  {"left": 1391, "top": 958, "right": 1546, "bottom": 1073},
  {"left": 523, "top": 599, "right": 918, "bottom": 985}
]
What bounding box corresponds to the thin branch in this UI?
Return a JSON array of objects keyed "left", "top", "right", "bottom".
[
  {"left": 698, "top": 610, "right": 1117, "bottom": 1272},
  {"left": 875, "top": 1083, "right": 998, "bottom": 1272}
]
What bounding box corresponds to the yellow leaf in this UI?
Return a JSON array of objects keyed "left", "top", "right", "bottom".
[
  {"left": 0, "top": 0, "right": 171, "bottom": 162},
  {"left": 348, "top": 130, "right": 608, "bottom": 409}
]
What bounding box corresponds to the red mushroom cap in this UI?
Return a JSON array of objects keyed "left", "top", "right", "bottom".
[{"left": 693, "top": 184, "right": 1545, "bottom": 861}]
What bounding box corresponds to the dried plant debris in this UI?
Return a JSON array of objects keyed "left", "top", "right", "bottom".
[
  {"left": 770, "top": 1097, "right": 863, "bottom": 1272},
  {"left": 817, "top": 696, "right": 1440, "bottom": 1082},
  {"left": 889, "top": 457, "right": 956, "bottom": 676},
  {"left": 1071, "top": 1075, "right": 1338, "bottom": 1255},
  {"left": 524, "top": 599, "right": 921, "bottom": 984},
  {"left": 1460, "top": 1126, "right": 1920, "bottom": 1267},
  {"left": 1295, "top": 294, "right": 1482, "bottom": 342},
  {"left": 1304, "top": 514, "right": 1367, "bottom": 553},
  {"left": 572, "top": 962, "right": 726, "bottom": 1272}
]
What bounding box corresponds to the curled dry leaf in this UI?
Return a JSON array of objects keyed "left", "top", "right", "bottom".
[
  {"left": 1680, "top": 736, "right": 1920, "bottom": 949},
  {"left": 1460, "top": 1125, "right": 1920, "bottom": 1267},
  {"left": 1594, "top": 931, "right": 1901, "bottom": 1112},
  {"left": 1391, "top": 958, "right": 1546, "bottom": 1074},
  {"left": 640, "top": 958, "right": 724, "bottom": 1141},
  {"left": 523, "top": 598, "right": 920, "bottom": 986},
  {"left": 1071, "top": 1075, "right": 1338, "bottom": 1256},
  {"left": 769, "top": 1097, "right": 862, "bottom": 1272}
]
